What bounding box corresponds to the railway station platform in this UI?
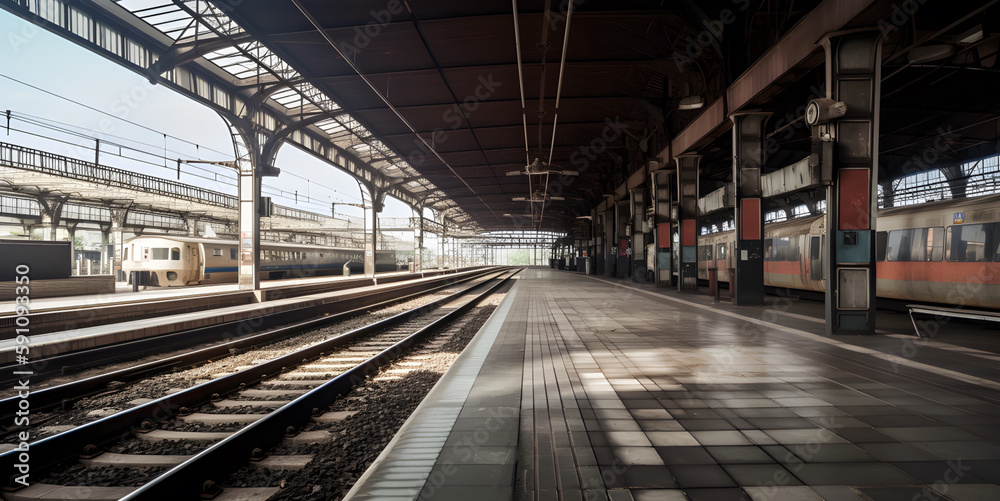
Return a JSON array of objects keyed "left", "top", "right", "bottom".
[
  {"left": 345, "top": 268, "right": 1000, "bottom": 501},
  {"left": 0, "top": 269, "right": 431, "bottom": 315},
  {"left": 0, "top": 268, "right": 477, "bottom": 364}
]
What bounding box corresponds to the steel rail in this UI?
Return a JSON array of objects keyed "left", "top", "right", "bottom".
[
  {"left": 0, "top": 268, "right": 506, "bottom": 418},
  {"left": 121, "top": 269, "right": 517, "bottom": 500},
  {"left": 0, "top": 268, "right": 498, "bottom": 390},
  {"left": 0, "top": 269, "right": 515, "bottom": 490}
]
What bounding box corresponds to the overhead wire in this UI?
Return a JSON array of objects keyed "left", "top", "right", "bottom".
[
  {"left": 0, "top": 73, "right": 234, "bottom": 158},
  {"left": 2, "top": 77, "right": 369, "bottom": 214},
  {"left": 288, "top": 0, "right": 502, "bottom": 223},
  {"left": 538, "top": 0, "right": 574, "bottom": 230}
]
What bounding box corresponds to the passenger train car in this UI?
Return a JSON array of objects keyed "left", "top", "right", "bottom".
[
  {"left": 694, "top": 193, "right": 1000, "bottom": 309},
  {"left": 121, "top": 236, "right": 398, "bottom": 286}
]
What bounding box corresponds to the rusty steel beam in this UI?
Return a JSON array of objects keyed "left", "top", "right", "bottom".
[{"left": 657, "top": 0, "right": 878, "bottom": 162}]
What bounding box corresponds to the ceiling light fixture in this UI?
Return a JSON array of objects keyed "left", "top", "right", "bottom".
[{"left": 678, "top": 96, "right": 704, "bottom": 110}]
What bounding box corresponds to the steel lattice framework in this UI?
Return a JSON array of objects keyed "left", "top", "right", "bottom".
[{"left": 0, "top": 0, "right": 480, "bottom": 231}]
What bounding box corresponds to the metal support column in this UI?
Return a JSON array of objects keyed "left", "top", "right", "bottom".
[
  {"left": 184, "top": 214, "right": 198, "bottom": 237},
  {"left": 675, "top": 154, "right": 701, "bottom": 291},
  {"left": 815, "top": 30, "right": 883, "bottom": 334},
  {"left": 227, "top": 118, "right": 281, "bottom": 296},
  {"left": 415, "top": 215, "right": 424, "bottom": 272},
  {"left": 614, "top": 201, "right": 630, "bottom": 278},
  {"left": 100, "top": 225, "right": 111, "bottom": 275},
  {"left": 439, "top": 220, "right": 446, "bottom": 269},
  {"left": 110, "top": 207, "right": 129, "bottom": 281},
  {"left": 630, "top": 189, "right": 646, "bottom": 282},
  {"left": 652, "top": 170, "right": 673, "bottom": 286},
  {"left": 66, "top": 222, "right": 78, "bottom": 274},
  {"left": 732, "top": 112, "right": 771, "bottom": 305},
  {"left": 237, "top": 162, "right": 262, "bottom": 291},
  {"left": 878, "top": 179, "right": 895, "bottom": 209},
  {"left": 32, "top": 195, "right": 66, "bottom": 241},
  {"left": 363, "top": 189, "right": 385, "bottom": 278}
]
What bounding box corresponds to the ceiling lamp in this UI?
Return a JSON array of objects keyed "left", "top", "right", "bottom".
[
  {"left": 513, "top": 190, "right": 565, "bottom": 202},
  {"left": 678, "top": 96, "right": 704, "bottom": 110},
  {"left": 506, "top": 157, "right": 579, "bottom": 176}
]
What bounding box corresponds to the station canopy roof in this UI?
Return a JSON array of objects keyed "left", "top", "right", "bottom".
[{"left": 106, "top": 0, "right": 1000, "bottom": 233}]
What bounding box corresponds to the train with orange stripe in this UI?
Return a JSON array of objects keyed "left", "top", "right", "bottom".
[{"left": 695, "top": 193, "right": 1000, "bottom": 309}]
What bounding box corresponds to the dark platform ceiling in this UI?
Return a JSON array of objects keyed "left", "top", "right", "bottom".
[
  {"left": 220, "top": 0, "right": 1000, "bottom": 232},
  {"left": 220, "top": 0, "right": 749, "bottom": 230}
]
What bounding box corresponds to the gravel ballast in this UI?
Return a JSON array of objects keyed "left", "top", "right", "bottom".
[
  {"left": 255, "top": 283, "right": 511, "bottom": 500},
  {"left": 4, "top": 274, "right": 514, "bottom": 496}
]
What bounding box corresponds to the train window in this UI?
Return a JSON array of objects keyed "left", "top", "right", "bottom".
[
  {"left": 151, "top": 248, "right": 170, "bottom": 260},
  {"left": 920, "top": 227, "right": 944, "bottom": 261},
  {"left": 123, "top": 248, "right": 129, "bottom": 261},
  {"left": 698, "top": 245, "right": 713, "bottom": 261},
  {"left": 767, "top": 237, "right": 798, "bottom": 261},
  {"left": 171, "top": 248, "right": 181, "bottom": 260},
  {"left": 811, "top": 236, "right": 822, "bottom": 260},
  {"left": 230, "top": 248, "right": 237, "bottom": 260},
  {"left": 995, "top": 223, "right": 1000, "bottom": 262},
  {"left": 875, "top": 232, "right": 887, "bottom": 261},
  {"left": 929, "top": 227, "right": 944, "bottom": 261},
  {"left": 887, "top": 230, "right": 911, "bottom": 261},
  {"left": 910, "top": 230, "right": 927, "bottom": 261},
  {"left": 717, "top": 244, "right": 726, "bottom": 261},
  {"left": 213, "top": 248, "right": 222, "bottom": 257},
  {"left": 946, "top": 224, "right": 992, "bottom": 262}
]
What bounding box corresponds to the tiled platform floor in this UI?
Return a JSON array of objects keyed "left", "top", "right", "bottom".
[{"left": 345, "top": 268, "right": 1000, "bottom": 501}]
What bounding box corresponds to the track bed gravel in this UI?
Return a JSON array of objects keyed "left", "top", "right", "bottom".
[
  {"left": 0, "top": 286, "right": 469, "bottom": 443},
  {"left": 248, "top": 284, "right": 511, "bottom": 500}
]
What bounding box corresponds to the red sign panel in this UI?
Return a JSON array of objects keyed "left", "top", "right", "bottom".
[
  {"left": 740, "top": 198, "right": 761, "bottom": 240},
  {"left": 681, "top": 219, "right": 696, "bottom": 247},
  {"left": 839, "top": 169, "right": 870, "bottom": 230},
  {"left": 657, "top": 223, "right": 671, "bottom": 248}
]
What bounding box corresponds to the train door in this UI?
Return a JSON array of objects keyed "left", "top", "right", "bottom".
[{"left": 809, "top": 236, "right": 823, "bottom": 281}]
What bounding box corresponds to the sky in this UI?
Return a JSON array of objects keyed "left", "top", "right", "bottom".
[{"left": 0, "top": 10, "right": 420, "bottom": 228}]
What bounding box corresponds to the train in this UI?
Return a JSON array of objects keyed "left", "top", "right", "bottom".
[
  {"left": 691, "top": 193, "right": 1000, "bottom": 309},
  {"left": 121, "top": 235, "right": 400, "bottom": 286}
]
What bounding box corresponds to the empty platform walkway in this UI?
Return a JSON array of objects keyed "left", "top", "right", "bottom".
[{"left": 346, "top": 268, "right": 1000, "bottom": 501}]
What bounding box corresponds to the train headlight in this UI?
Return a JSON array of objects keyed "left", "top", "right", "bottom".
[{"left": 167, "top": 271, "right": 178, "bottom": 281}]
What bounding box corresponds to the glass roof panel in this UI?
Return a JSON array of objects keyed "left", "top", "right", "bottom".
[{"left": 110, "top": 0, "right": 474, "bottom": 229}]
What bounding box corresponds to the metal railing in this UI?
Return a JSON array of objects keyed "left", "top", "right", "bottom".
[{"left": 0, "top": 142, "right": 236, "bottom": 208}]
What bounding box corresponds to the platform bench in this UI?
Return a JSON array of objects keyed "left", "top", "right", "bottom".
[{"left": 906, "top": 304, "right": 1000, "bottom": 338}]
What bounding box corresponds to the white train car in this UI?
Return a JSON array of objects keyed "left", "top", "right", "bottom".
[{"left": 121, "top": 236, "right": 376, "bottom": 286}]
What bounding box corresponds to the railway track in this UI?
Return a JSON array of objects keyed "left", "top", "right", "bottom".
[
  {"left": 0, "top": 268, "right": 518, "bottom": 500},
  {"left": 0, "top": 267, "right": 502, "bottom": 388}
]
